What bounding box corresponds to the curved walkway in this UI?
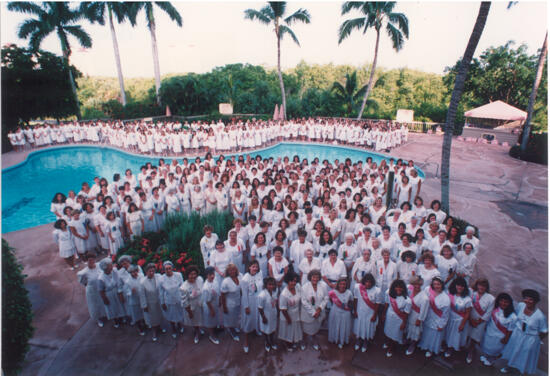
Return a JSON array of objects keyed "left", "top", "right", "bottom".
[{"left": 2, "top": 133, "right": 547, "bottom": 375}]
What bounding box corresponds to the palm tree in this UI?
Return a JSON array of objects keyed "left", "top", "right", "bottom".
[
  {"left": 244, "top": 2, "right": 311, "bottom": 120},
  {"left": 440, "top": 2, "right": 491, "bottom": 213},
  {"left": 128, "top": 2, "right": 183, "bottom": 104},
  {"left": 80, "top": 2, "right": 134, "bottom": 106},
  {"left": 520, "top": 32, "right": 547, "bottom": 151},
  {"left": 331, "top": 71, "right": 371, "bottom": 117},
  {"left": 7, "top": 1, "right": 92, "bottom": 118},
  {"left": 338, "top": 2, "right": 409, "bottom": 120}
]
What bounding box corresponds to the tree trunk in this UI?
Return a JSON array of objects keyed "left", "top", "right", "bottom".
[
  {"left": 148, "top": 9, "right": 162, "bottom": 105},
  {"left": 276, "top": 21, "right": 287, "bottom": 121},
  {"left": 60, "top": 39, "right": 81, "bottom": 120},
  {"left": 109, "top": 7, "right": 127, "bottom": 106},
  {"left": 357, "top": 28, "right": 380, "bottom": 120},
  {"left": 441, "top": 2, "right": 491, "bottom": 213},
  {"left": 520, "top": 32, "right": 548, "bottom": 151}
]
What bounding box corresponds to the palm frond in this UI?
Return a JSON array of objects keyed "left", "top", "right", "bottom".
[
  {"left": 79, "top": 2, "right": 106, "bottom": 25},
  {"left": 28, "top": 27, "right": 50, "bottom": 51},
  {"left": 244, "top": 8, "right": 271, "bottom": 24},
  {"left": 269, "top": 1, "right": 286, "bottom": 18},
  {"left": 388, "top": 12, "right": 409, "bottom": 39},
  {"left": 279, "top": 25, "right": 300, "bottom": 46},
  {"left": 332, "top": 81, "right": 347, "bottom": 97},
  {"left": 110, "top": 2, "right": 132, "bottom": 24},
  {"left": 284, "top": 8, "right": 311, "bottom": 26},
  {"left": 154, "top": 2, "right": 183, "bottom": 26},
  {"left": 64, "top": 25, "right": 93, "bottom": 48},
  {"left": 338, "top": 17, "right": 366, "bottom": 44},
  {"left": 341, "top": 1, "right": 364, "bottom": 15},
  {"left": 7, "top": 1, "right": 45, "bottom": 16},
  {"left": 17, "top": 18, "right": 43, "bottom": 39},
  {"left": 386, "top": 22, "right": 404, "bottom": 51}
]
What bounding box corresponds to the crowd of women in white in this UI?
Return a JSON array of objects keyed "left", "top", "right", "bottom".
[
  {"left": 8, "top": 117, "right": 409, "bottom": 154},
  {"left": 50, "top": 150, "right": 545, "bottom": 375}
]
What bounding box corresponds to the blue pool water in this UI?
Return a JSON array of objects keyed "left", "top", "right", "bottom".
[{"left": 2, "top": 143, "right": 423, "bottom": 233}]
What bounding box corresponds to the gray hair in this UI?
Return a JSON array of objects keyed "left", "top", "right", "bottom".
[
  {"left": 128, "top": 265, "right": 139, "bottom": 273},
  {"left": 118, "top": 255, "right": 132, "bottom": 264},
  {"left": 163, "top": 261, "right": 174, "bottom": 268},
  {"left": 99, "top": 258, "right": 112, "bottom": 271}
]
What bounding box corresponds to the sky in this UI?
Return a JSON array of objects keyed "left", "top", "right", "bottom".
[{"left": 1, "top": 1, "right": 547, "bottom": 78}]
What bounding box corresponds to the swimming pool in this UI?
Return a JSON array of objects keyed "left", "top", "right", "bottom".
[{"left": 1, "top": 143, "right": 424, "bottom": 233}]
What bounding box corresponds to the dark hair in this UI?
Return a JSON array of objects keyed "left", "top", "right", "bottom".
[
  {"left": 473, "top": 278, "right": 490, "bottom": 293},
  {"left": 185, "top": 265, "right": 200, "bottom": 278},
  {"left": 204, "top": 266, "right": 215, "bottom": 276},
  {"left": 254, "top": 232, "right": 266, "bottom": 244},
  {"left": 54, "top": 219, "right": 67, "bottom": 229},
  {"left": 263, "top": 276, "right": 276, "bottom": 288},
  {"left": 495, "top": 293, "right": 515, "bottom": 317},
  {"left": 284, "top": 271, "right": 299, "bottom": 284},
  {"left": 307, "top": 269, "right": 322, "bottom": 281},
  {"left": 361, "top": 272, "right": 376, "bottom": 286},
  {"left": 328, "top": 248, "right": 338, "bottom": 256},
  {"left": 248, "top": 259, "right": 259, "bottom": 271},
  {"left": 52, "top": 192, "right": 67, "bottom": 203},
  {"left": 319, "top": 230, "right": 333, "bottom": 246},
  {"left": 272, "top": 246, "right": 283, "bottom": 255},
  {"left": 430, "top": 276, "right": 444, "bottom": 289},
  {"left": 344, "top": 208, "right": 356, "bottom": 220},
  {"left": 274, "top": 229, "right": 287, "bottom": 241},
  {"left": 448, "top": 277, "right": 469, "bottom": 297},
  {"left": 522, "top": 289, "right": 540, "bottom": 303},
  {"left": 400, "top": 250, "right": 416, "bottom": 262},
  {"left": 430, "top": 200, "right": 441, "bottom": 210},
  {"left": 389, "top": 279, "right": 408, "bottom": 299}
]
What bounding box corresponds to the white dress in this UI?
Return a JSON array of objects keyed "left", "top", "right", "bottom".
[
  {"left": 53, "top": 229, "right": 76, "bottom": 258},
  {"left": 181, "top": 277, "right": 204, "bottom": 326},
  {"left": 481, "top": 308, "right": 517, "bottom": 357},
  {"left": 258, "top": 289, "right": 279, "bottom": 335},
  {"left": 240, "top": 272, "right": 263, "bottom": 333},
  {"left": 139, "top": 274, "right": 163, "bottom": 327},
  {"left": 225, "top": 239, "right": 246, "bottom": 274},
  {"left": 106, "top": 218, "right": 124, "bottom": 255},
  {"left": 328, "top": 289, "right": 353, "bottom": 344},
  {"left": 502, "top": 303, "right": 548, "bottom": 374},
  {"left": 77, "top": 266, "right": 105, "bottom": 321},
  {"left": 418, "top": 287, "right": 450, "bottom": 354},
  {"left": 201, "top": 279, "right": 221, "bottom": 328},
  {"left": 384, "top": 292, "right": 412, "bottom": 344},
  {"left": 278, "top": 285, "right": 303, "bottom": 343},
  {"left": 353, "top": 284, "right": 381, "bottom": 340},
  {"left": 221, "top": 276, "right": 241, "bottom": 328},
  {"left": 300, "top": 281, "right": 329, "bottom": 335},
  {"left": 124, "top": 275, "right": 144, "bottom": 324},
  {"left": 98, "top": 271, "right": 125, "bottom": 320},
  {"left": 406, "top": 287, "right": 429, "bottom": 341},
  {"left": 298, "top": 257, "right": 322, "bottom": 286},
  {"left": 444, "top": 294, "right": 472, "bottom": 350},
  {"left": 469, "top": 291, "right": 495, "bottom": 342},
  {"left": 159, "top": 272, "right": 184, "bottom": 322}
]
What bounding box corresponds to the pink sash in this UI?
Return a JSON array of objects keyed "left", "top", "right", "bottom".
[
  {"left": 491, "top": 308, "right": 509, "bottom": 335},
  {"left": 472, "top": 293, "right": 486, "bottom": 317},
  {"left": 359, "top": 285, "right": 377, "bottom": 310},
  {"left": 390, "top": 297, "right": 408, "bottom": 321},
  {"left": 449, "top": 294, "right": 467, "bottom": 318},
  {"left": 329, "top": 290, "right": 350, "bottom": 311},
  {"left": 428, "top": 287, "right": 443, "bottom": 317},
  {"left": 408, "top": 286, "right": 420, "bottom": 313}
]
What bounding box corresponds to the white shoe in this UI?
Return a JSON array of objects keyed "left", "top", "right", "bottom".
[
  {"left": 272, "top": 344, "right": 278, "bottom": 350},
  {"left": 425, "top": 351, "right": 432, "bottom": 358},
  {"left": 382, "top": 343, "right": 388, "bottom": 349},
  {"left": 444, "top": 351, "right": 451, "bottom": 358},
  {"left": 482, "top": 359, "right": 493, "bottom": 367},
  {"left": 243, "top": 346, "right": 249, "bottom": 353},
  {"left": 172, "top": 333, "right": 177, "bottom": 339},
  {"left": 152, "top": 336, "right": 158, "bottom": 342},
  {"left": 161, "top": 328, "right": 167, "bottom": 334},
  {"left": 500, "top": 367, "right": 510, "bottom": 374},
  {"left": 139, "top": 331, "right": 145, "bottom": 336},
  {"left": 300, "top": 344, "right": 306, "bottom": 351},
  {"left": 265, "top": 344, "right": 271, "bottom": 352},
  {"left": 338, "top": 343, "right": 343, "bottom": 349},
  {"left": 313, "top": 344, "right": 319, "bottom": 351},
  {"left": 361, "top": 346, "right": 367, "bottom": 353},
  {"left": 386, "top": 351, "right": 393, "bottom": 358},
  {"left": 194, "top": 335, "right": 199, "bottom": 344},
  {"left": 209, "top": 336, "right": 219, "bottom": 345},
  {"left": 406, "top": 347, "right": 415, "bottom": 356},
  {"left": 97, "top": 320, "right": 104, "bottom": 328},
  {"left": 354, "top": 343, "right": 360, "bottom": 351},
  {"left": 466, "top": 354, "right": 473, "bottom": 364}
]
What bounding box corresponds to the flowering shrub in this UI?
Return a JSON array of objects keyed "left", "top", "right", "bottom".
[{"left": 117, "top": 211, "right": 234, "bottom": 277}]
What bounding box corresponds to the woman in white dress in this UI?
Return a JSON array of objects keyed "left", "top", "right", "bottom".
[
  {"left": 418, "top": 277, "right": 450, "bottom": 357},
  {"left": 501, "top": 289, "right": 548, "bottom": 375},
  {"left": 69, "top": 210, "right": 89, "bottom": 258},
  {"left": 417, "top": 253, "right": 441, "bottom": 289},
  {"left": 221, "top": 264, "right": 242, "bottom": 342},
  {"left": 300, "top": 269, "right": 328, "bottom": 350},
  {"left": 351, "top": 249, "right": 375, "bottom": 292},
  {"left": 181, "top": 265, "right": 204, "bottom": 344},
  {"left": 151, "top": 188, "right": 166, "bottom": 231},
  {"left": 106, "top": 211, "right": 124, "bottom": 256},
  {"left": 124, "top": 265, "right": 146, "bottom": 335},
  {"left": 328, "top": 277, "right": 353, "bottom": 348},
  {"left": 298, "top": 249, "right": 321, "bottom": 286},
  {"left": 139, "top": 192, "right": 156, "bottom": 233},
  {"left": 126, "top": 203, "right": 144, "bottom": 240},
  {"left": 479, "top": 293, "right": 516, "bottom": 367},
  {"left": 258, "top": 277, "right": 279, "bottom": 352},
  {"left": 268, "top": 247, "right": 289, "bottom": 288},
  {"left": 240, "top": 260, "right": 263, "bottom": 353},
  {"left": 466, "top": 278, "right": 495, "bottom": 363},
  {"left": 353, "top": 273, "right": 381, "bottom": 352},
  {"left": 397, "top": 250, "right": 418, "bottom": 284},
  {"left": 204, "top": 180, "right": 217, "bottom": 214},
  {"left": 215, "top": 182, "right": 229, "bottom": 212},
  {"left": 375, "top": 249, "right": 397, "bottom": 294},
  {"left": 382, "top": 279, "right": 411, "bottom": 357},
  {"left": 53, "top": 219, "right": 77, "bottom": 270},
  {"left": 443, "top": 277, "right": 472, "bottom": 359},
  {"left": 278, "top": 272, "right": 303, "bottom": 351},
  {"left": 97, "top": 258, "right": 126, "bottom": 328},
  {"left": 50, "top": 193, "right": 66, "bottom": 220},
  {"left": 199, "top": 225, "right": 219, "bottom": 268},
  {"left": 201, "top": 267, "right": 221, "bottom": 344},
  {"left": 159, "top": 261, "right": 184, "bottom": 338},
  {"left": 405, "top": 276, "right": 430, "bottom": 356},
  {"left": 139, "top": 263, "right": 164, "bottom": 341},
  {"left": 250, "top": 232, "right": 270, "bottom": 278},
  {"left": 77, "top": 254, "right": 106, "bottom": 327},
  {"left": 211, "top": 241, "right": 232, "bottom": 287}
]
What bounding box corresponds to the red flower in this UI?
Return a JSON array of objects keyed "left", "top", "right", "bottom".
[
  {"left": 137, "top": 258, "right": 146, "bottom": 266},
  {"left": 111, "top": 255, "right": 116, "bottom": 262},
  {"left": 177, "top": 257, "right": 184, "bottom": 264},
  {"left": 181, "top": 267, "right": 185, "bottom": 272}
]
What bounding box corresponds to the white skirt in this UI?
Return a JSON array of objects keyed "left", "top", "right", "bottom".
[
  {"left": 278, "top": 317, "right": 303, "bottom": 343},
  {"left": 354, "top": 314, "right": 378, "bottom": 340},
  {"left": 445, "top": 317, "right": 469, "bottom": 350},
  {"left": 184, "top": 307, "right": 202, "bottom": 327},
  {"left": 328, "top": 307, "right": 352, "bottom": 345},
  {"left": 419, "top": 326, "right": 445, "bottom": 354},
  {"left": 163, "top": 303, "right": 184, "bottom": 323},
  {"left": 223, "top": 305, "right": 240, "bottom": 328}
]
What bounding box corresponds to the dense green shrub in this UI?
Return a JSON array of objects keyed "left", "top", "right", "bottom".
[
  {"left": 509, "top": 133, "right": 548, "bottom": 165},
  {"left": 2, "top": 239, "right": 34, "bottom": 375},
  {"left": 117, "top": 211, "right": 234, "bottom": 276}
]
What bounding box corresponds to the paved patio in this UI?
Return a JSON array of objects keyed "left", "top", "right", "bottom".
[{"left": 2, "top": 133, "right": 547, "bottom": 375}]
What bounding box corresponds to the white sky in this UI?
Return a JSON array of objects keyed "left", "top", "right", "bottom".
[{"left": 1, "top": 1, "right": 547, "bottom": 78}]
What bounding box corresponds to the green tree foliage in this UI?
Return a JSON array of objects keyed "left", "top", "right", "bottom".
[
  {"left": 2, "top": 239, "right": 34, "bottom": 375},
  {"left": 444, "top": 41, "right": 548, "bottom": 131}
]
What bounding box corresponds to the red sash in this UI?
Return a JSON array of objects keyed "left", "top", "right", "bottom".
[
  {"left": 428, "top": 287, "right": 443, "bottom": 317},
  {"left": 329, "top": 290, "right": 350, "bottom": 311},
  {"left": 390, "top": 297, "right": 408, "bottom": 321},
  {"left": 408, "top": 286, "right": 420, "bottom": 313},
  {"left": 472, "top": 293, "right": 486, "bottom": 317},
  {"left": 359, "top": 284, "right": 377, "bottom": 310},
  {"left": 449, "top": 294, "right": 467, "bottom": 318},
  {"left": 491, "top": 308, "right": 509, "bottom": 336}
]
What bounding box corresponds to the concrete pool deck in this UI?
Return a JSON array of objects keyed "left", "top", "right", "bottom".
[{"left": 2, "top": 133, "right": 548, "bottom": 375}]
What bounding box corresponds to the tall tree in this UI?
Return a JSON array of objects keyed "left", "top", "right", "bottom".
[
  {"left": 128, "top": 2, "right": 183, "bottom": 104},
  {"left": 244, "top": 2, "right": 311, "bottom": 120},
  {"left": 7, "top": 1, "right": 92, "bottom": 119},
  {"left": 80, "top": 2, "right": 133, "bottom": 106},
  {"left": 338, "top": 2, "right": 409, "bottom": 120},
  {"left": 331, "top": 71, "right": 370, "bottom": 117},
  {"left": 441, "top": 2, "right": 491, "bottom": 213},
  {"left": 521, "top": 32, "right": 548, "bottom": 151}
]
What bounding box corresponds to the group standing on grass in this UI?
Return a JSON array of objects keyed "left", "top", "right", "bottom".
[{"left": 49, "top": 148, "right": 546, "bottom": 375}]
